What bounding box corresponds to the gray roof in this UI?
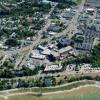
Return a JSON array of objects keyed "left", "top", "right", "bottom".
[
  {"left": 75, "top": 43, "right": 92, "bottom": 50},
  {"left": 51, "top": 51, "right": 60, "bottom": 57},
  {"left": 48, "top": 25, "right": 61, "bottom": 32},
  {"left": 59, "top": 46, "right": 73, "bottom": 54},
  {"left": 58, "top": 37, "right": 72, "bottom": 46}
]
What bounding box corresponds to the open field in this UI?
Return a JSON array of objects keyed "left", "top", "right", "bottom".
[
  {"left": 0, "top": 97, "right": 3, "bottom": 100},
  {"left": 9, "top": 86, "right": 100, "bottom": 100}
]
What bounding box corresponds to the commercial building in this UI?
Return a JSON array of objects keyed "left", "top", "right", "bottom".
[
  {"left": 48, "top": 46, "right": 73, "bottom": 61},
  {"left": 59, "top": 46, "right": 73, "bottom": 57},
  {"left": 31, "top": 51, "right": 45, "bottom": 60},
  {"left": 44, "top": 64, "right": 63, "bottom": 73},
  {"left": 57, "top": 36, "right": 72, "bottom": 48},
  {"left": 49, "top": 51, "right": 60, "bottom": 61}
]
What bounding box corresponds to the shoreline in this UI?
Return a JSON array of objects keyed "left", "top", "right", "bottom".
[
  {"left": 0, "top": 81, "right": 100, "bottom": 98},
  {"left": 43, "top": 84, "right": 100, "bottom": 95}
]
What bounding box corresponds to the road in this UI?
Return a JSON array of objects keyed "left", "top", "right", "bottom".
[
  {"left": 40, "top": 0, "right": 86, "bottom": 42},
  {"left": 56, "top": 0, "right": 86, "bottom": 38},
  {"left": 17, "top": 0, "right": 86, "bottom": 68},
  {"left": 18, "top": 3, "right": 57, "bottom": 68},
  {"left": 1, "top": 0, "right": 85, "bottom": 68},
  {"left": 40, "top": 0, "right": 86, "bottom": 44},
  {"left": 10, "top": 0, "right": 85, "bottom": 68}
]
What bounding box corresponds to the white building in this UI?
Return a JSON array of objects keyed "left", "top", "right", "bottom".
[
  {"left": 59, "top": 46, "right": 73, "bottom": 57},
  {"left": 31, "top": 51, "right": 45, "bottom": 60},
  {"left": 41, "top": 49, "right": 51, "bottom": 55},
  {"left": 44, "top": 64, "right": 62, "bottom": 72}
]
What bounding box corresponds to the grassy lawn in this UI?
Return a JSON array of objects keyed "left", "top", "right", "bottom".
[
  {"left": 0, "top": 97, "right": 3, "bottom": 100},
  {"left": 9, "top": 87, "right": 100, "bottom": 100}
]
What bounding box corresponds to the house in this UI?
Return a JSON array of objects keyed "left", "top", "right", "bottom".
[
  {"left": 42, "top": 0, "right": 51, "bottom": 4},
  {"left": 65, "top": 8, "right": 71, "bottom": 12},
  {"left": 80, "top": 64, "right": 92, "bottom": 72},
  {"left": 63, "top": 9, "right": 76, "bottom": 20},
  {"left": 66, "top": 64, "right": 76, "bottom": 71},
  {"left": 38, "top": 45, "right": 47, "bottom": 51},
  {"left": 69, "top": 49, "right": 78, "bottom": 57},
  {"left": 42, "top": 31, "right": 57, "bottom": 36},
  {"left": 94, "top": 18, "right": 100, "bottom": 24},
  {"left": 93, "top": 18, "right": 100, "bottom": 31},
  {"left": 85, "top": 0, "right": 100, "bottom": 8},
  {"left": 16, "top": 70, "right": 24, "bottom": 77},
  {"left": 0, "top": 43, "right": 8, "bottom": 49},
  {"left": 10, "top": 32, "right": 16, "bottom": 38},
  {"left": 48, "top": 32, "right": 57, "bottom": 35},
  {"left": 42, "top": 31, "right": 48, "bottom": 37},
  {"left": 44, "top": 64, "right": 62, "bottom": 73},
  {"left": 47, "top": 24, "right": 61, "bottom": 32},
  {"left": 86, "top": 8, "right": 95, "bottom": 13},
  {"left": 79, "top": 14, "right": 92, "bottom": 22},
  {"left": 48, "top": 44, "right": 55, "bottom": 50}
]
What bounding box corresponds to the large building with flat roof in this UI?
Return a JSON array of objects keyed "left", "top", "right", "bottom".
[
  {"left": 48, "top": 46, "right": 74, "bottom": 61},
  {"left": 59, "top": 46, "right": 73, "bottom": 57},
  {"left": 44, "top": 64, "right": 62, "bottom": 73}
]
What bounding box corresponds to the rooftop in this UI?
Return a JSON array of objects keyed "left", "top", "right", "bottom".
[
  {"left": 41, "top": 49, "right": 51, "bottom": 55},
  {"left": 59, "top": 46, "right": 73, "bottom": 54},
  {"left": 51, "top": 51, "right": 60, "bottom": 57},
  {"left": 31, "top": 51, "right": 45, "bottom": 60},
  {"left": 44, "top": 64, "right": 62, "bottom": 71}
]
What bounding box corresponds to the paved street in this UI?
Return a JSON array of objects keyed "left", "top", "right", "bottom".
[
  {"left": 17, "top": 0, "right": 86, "bottom": 68},
  {"left": 18, "top": 3, "right": 58, "bottom": 67},
  {"left": 2, "top": 0, "right": 86, "bottom": 68}
]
